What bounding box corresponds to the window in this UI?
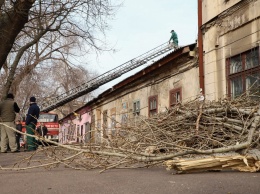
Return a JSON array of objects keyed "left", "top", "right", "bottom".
[
  {"left": 133, "top": 100, "right": 140, "bottom": 115},
  {"left": 85, "top": 122, "right": 91, "bottom": 143},
  {"left": 227, "top": 47, "right": 260, "bottom": 98},
  {"left": 38, "top": 114, "right": 58, "bottom": 122},
  {"left": 122, "top": 102, "right": 127, "bottom": 109},
  {"left": 103, "top": 110, "right": 108, "bottom": 129},
  {"left": 111, "top": 115, "right": 116, "bottom": 136},
  {"left": 76, "top": 125, "right": 80, "bottom": 142},
  {"left": 91, "top": 113, "right": 95, "bottom": 131},
  {"left": 111, "top": 115, "right": 116, "bottom": 129},
  {"left": 170, "top": 88, "right": 182, "bottom": 107},
  {"left": 121, "top": 114, "right": 128, "bottom": 125},
  {"left": 148, "top": 95, "right": 158, "bottom": 117},
  {"left": 110, "top": 107, "right": 116, "bottom": 132},
  {"left": 68, "top": 124, "right": 76, "bottom": 141}
]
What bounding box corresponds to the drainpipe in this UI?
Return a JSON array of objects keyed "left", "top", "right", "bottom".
[{"left": 198, "top": 0, "right": 205, "bottom": 95}]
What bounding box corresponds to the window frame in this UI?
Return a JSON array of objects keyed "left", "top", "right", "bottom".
[
  {"left": 133, "top": 100, "right": 140, "bottom": 116},
  {"left": 148, "top": 95, "right": 158, "bottom": 117},
  {"left": 103, "top": 110, "right": 108, "bottom": 129},
  {"left": 169, "top": 87, "right": 182, "bottom": 107},
  {"left": 121, "top": 113, "right": 128, "bottom": 126},
  {"left": 227, "top": 47, "right": 260, "bottom": 98}
]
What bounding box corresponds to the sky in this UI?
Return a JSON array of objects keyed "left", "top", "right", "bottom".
[{"left": 86, "top": 0, "right": 198, "bottom": 95}]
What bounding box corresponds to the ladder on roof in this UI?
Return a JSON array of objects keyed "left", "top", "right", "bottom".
[{"left": 41, "top": 42, "right": 174, "bottom": 112}]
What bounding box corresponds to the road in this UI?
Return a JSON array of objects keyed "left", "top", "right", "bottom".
[{"left": 0, "top": 151, "right": 259, "bottom": 194}]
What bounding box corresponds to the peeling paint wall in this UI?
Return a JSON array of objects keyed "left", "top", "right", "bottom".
[
  {"left": 91, "top": 54, "right": 199, "bottom": 142},
  {"left": 202, "top": 0, "right": 260, "bottom": 100},
  {"left": 202, "top": 0, "right": 241, "bottom": 24}
]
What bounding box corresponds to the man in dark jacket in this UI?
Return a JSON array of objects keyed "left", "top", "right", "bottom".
[
  {"left": 25, "top": 96, "right": 40, "bottom": 151},
  {"left": 0, "top": 93, "right": 20, "bottom": 153}
]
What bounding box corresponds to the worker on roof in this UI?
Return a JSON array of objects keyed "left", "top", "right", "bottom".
[{"left": 169, "top": 30, "right": 179, "bottom": 50}]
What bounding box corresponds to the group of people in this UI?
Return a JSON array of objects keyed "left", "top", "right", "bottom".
[{"left": 0, "top": 94, "right": 48, "bottom": 153}]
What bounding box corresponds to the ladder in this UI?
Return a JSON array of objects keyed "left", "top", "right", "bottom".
[{"left": 41, "top": 42, "right": 174, "bottom": 112}]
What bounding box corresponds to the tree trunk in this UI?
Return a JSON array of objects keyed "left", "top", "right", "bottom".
[{"left": 0, "top": 0, "right": 35, "bottom": 70}]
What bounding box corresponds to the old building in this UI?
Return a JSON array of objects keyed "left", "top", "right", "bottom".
[
  {"left": 59, "top": 44, "right": 198, "bottom": 143},
  {"left": 58, "top": 0, "right": 259, "bottom": 144},
  {"left": 200, "top": 0, "right": 260, "bottom": 100},
  {"left": 59, "top": 106, "right": 92, "bottom": 144},
  {"left": 59, "top": 0, "right": 260, "bottom": 144}
]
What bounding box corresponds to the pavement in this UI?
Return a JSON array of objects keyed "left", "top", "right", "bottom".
[{"left": 0, "top": 151, "right": 260, "bottom": 194}]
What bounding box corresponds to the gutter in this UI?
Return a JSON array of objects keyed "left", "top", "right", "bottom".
[{"left": 198, "top": 0, "right": 205, "bottom": 94}]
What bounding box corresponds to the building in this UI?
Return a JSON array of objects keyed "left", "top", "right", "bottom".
[
  {"left": 59, "top": 0, "right": 260, "bottom": 143},
  {"left": 200, "top": 0, "right": 260, "bottom": 100},
  {"left": 59, "top": 44, "right": 198, "bottom": 143},
  {"left": 59, "top": 105, "right": 92, "bottom": 144}
]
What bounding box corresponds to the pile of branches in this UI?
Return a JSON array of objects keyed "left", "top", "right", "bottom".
[
  {"left": 122, "top": 96, "right": 260, "bottom": 154},
  {"left": 1, "top": 95, "right": 260, "bottom": 172}
]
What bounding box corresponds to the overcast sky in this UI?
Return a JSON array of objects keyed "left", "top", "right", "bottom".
[{"left": 86, "top": 0, "right": 198, "bottom": 94}]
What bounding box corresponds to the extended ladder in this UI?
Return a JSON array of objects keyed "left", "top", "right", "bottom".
[{"left": 41, "top": 42, "right": 174, "bottom": 112}]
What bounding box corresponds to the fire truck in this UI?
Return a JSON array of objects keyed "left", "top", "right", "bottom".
[{"left": 22, "top": 112, "right": 59, "bottom": 142}]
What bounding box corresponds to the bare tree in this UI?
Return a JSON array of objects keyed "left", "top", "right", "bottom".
[
  {"left": 14, "top": 62, "right": 97, "bottom": 116},
  {"left": 0, "top": 0, "right": 35, "bottom": 70},
  {"left": 0, "top": 0, "right": 120, "bottom": 101}
]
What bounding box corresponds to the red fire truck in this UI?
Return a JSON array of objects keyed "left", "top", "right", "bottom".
[{"left": 22, "top": 112, "right": 59, "bottom": 142}]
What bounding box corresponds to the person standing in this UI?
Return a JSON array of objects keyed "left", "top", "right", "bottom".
[
  {"left": 0, "top": 93, "right": 20, "bottom": 153},
  {"left": 25, "top": 96, "right": 40, "bottom": 151},
  {"left": 36, "top": 122, "right": 48, "bottom": 146},
  {"left": 15, "top": 120, "right": 22, "bottom": 151},
  {"left": 169, "top": 30, "right": 179, "bottom": 49}
]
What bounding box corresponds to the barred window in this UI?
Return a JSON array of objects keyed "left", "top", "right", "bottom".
[{"left": 227, "top": 47, "right": 260, "bottom": 98}]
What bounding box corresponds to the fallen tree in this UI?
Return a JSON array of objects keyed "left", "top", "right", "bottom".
[{"left": 0, "top": 95, "right": 259, "bottom": 173}]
